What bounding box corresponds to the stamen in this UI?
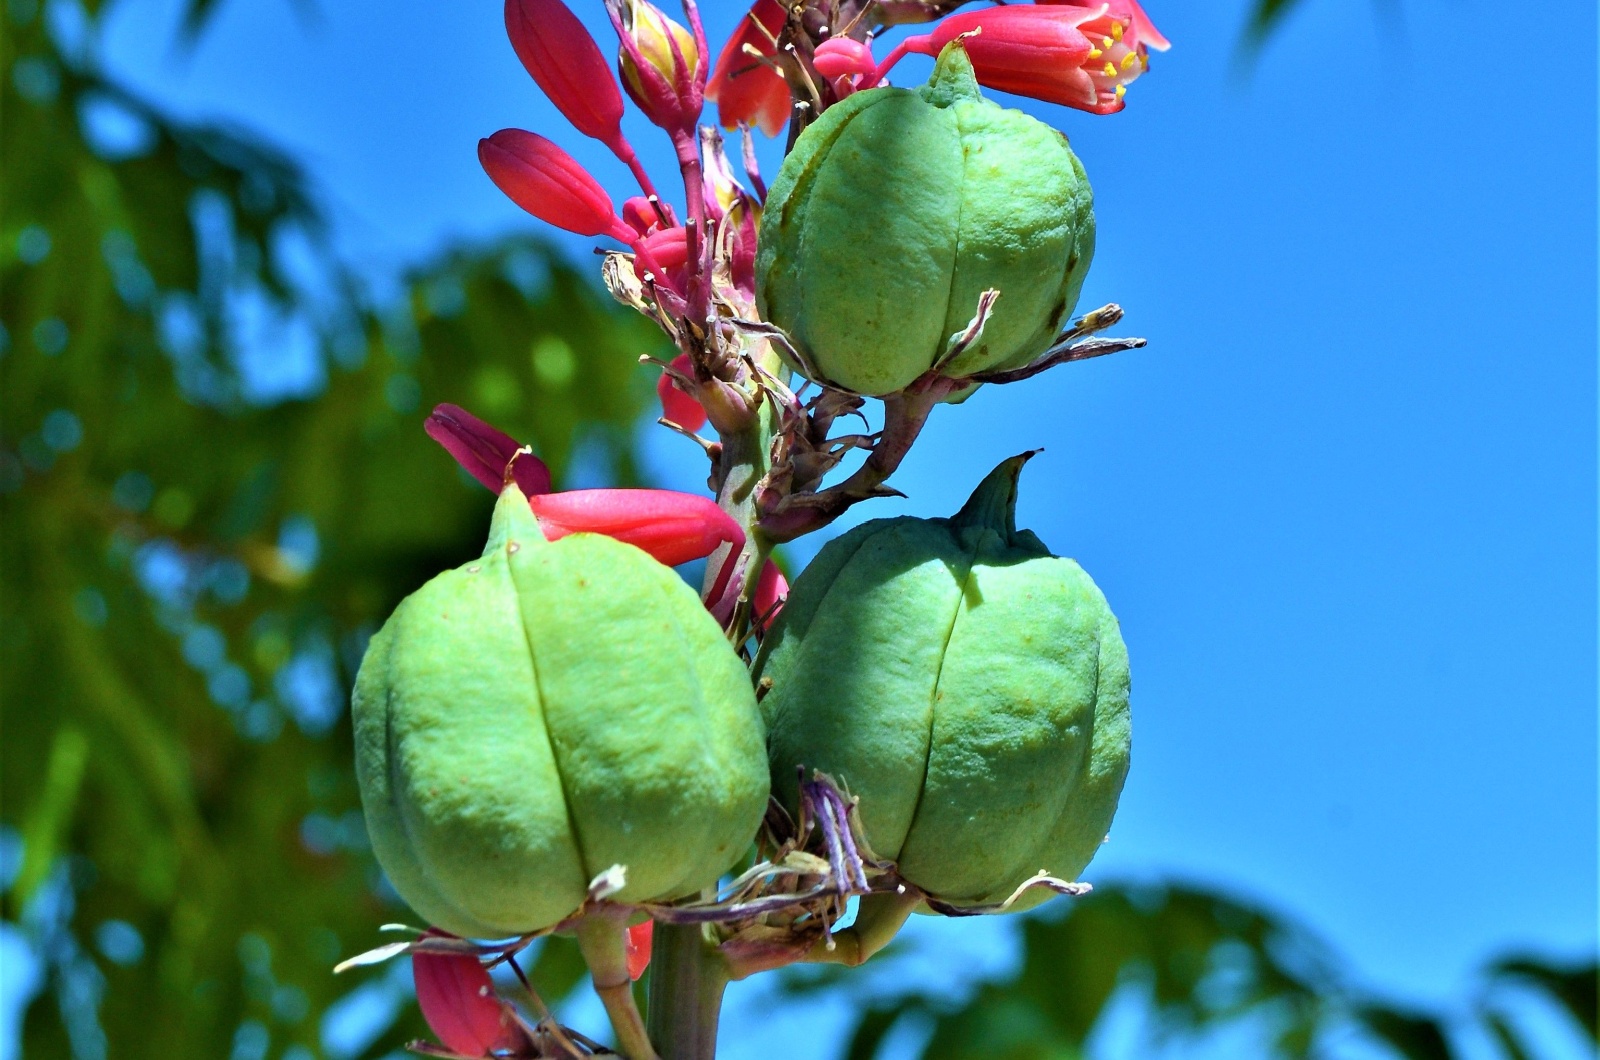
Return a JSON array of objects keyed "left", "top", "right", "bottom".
[
  {"left": 1121, "top": 51, "right": 1139, "bottom": 71},
  {"left": 1103, "top": 61, "right": 1117, "bottom": 78},
  {"left": 1111, "top": 21, "right": 1123, "bottom": 40},
  {"left": 1089, "top": 47, "right": 1103, "bottom": 59},
  {"left": 1102, "top": 36, "right": 1114, "bottom": 49},
  {"left": 1115, "top": 83, "right": 1126, "bottom": 99}
]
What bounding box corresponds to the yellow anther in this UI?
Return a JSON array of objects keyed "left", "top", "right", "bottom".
[
  {"left": 1121, "top": 51, "right": 1139, "bottom": 71},
  {"left": 1140, "top": 52, "right": 1150, "bottom": 70},
  {"left": 1112, "top": 21, "right": 1123, "bottom": 40},
  {"left": 1103, "top": 61, "right": 1117, "bottom": 78},
  {"left": 1115, "top": 83, "right": 1126, "bottom": 99},
  {"left": 1089, "top": 47, "right": 1103, "bottom": 58},
  {"left": 1102, "top": 36, "right": 1114, "bottom": 48}
]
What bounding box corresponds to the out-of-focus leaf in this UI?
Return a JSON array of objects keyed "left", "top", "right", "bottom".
[
  {"left": 1483, "top": 1011, "right": 1536, "bottom": 1060},
  {"left": 1487, "top": 956, "right": 1599, "bottom": 1043},
  {"left": 1353, "top": 1004, "right": 1453, "bottom": 1060},
  {"left": 1, "top": 4, "right": 663, "bottom": 1056}
]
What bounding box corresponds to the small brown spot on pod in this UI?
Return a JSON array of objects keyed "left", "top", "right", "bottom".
[{"left": 507, "top": 542, "right": 520, "bottom": 554}]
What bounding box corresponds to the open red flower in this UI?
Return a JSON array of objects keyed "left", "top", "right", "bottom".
[
  {"left": 705, "top": 0, "right": 790, "bottom": 136},
  {"left": 878, "top": 2, "right": 1167, "bottom": 114}
]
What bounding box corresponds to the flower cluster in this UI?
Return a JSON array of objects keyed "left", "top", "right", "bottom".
[{"left": 373, "top": 1, "right": 1167, "bottom": 1054}]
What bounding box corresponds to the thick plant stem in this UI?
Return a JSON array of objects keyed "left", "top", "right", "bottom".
[
  {"left": 646, "top": 922, "right": 730, "bottom": 1060},
  {"left": 574, "top": 916, "right": 660, "bottom": 1060}
]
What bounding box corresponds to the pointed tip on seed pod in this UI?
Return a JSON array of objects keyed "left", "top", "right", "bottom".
[
  {"left": 484, "top": 479, "right": 546, "bottom": 560},
  {"left": 950, "top": 450, "right": 1042, "bottom": 536},
  {"left": 919, "top": 39, "right": 986, "bottom": 106}
]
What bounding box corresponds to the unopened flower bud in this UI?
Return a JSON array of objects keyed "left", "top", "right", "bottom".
[
  {"left": 504, "top": 0, "right": 627, "bottom": 150},
  {"left": 607, "top": 0, "right": 705, "bottom": 136},
  {"left": 812, "top": 36, "right": 876, "bottom": 94},
  {"left": 478, "top": 129, "right": 636, "bottom": 242}
]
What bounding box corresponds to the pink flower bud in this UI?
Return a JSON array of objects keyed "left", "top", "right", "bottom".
[
  {"left": 638, "top": 225, "right": 691, "bottom": 290},
  {"left": 479, "top": 130, "right": 637, "bottom": 240},
  {"left": 504, "top": 0, "right": 628, "bottom": 152},
  {"left": 531, "top": 489, "right": 745, "bottom": 568},
  {"left": 812, "top": 37, "right": 876, "bottom": 84},
  {"left": 426, "top": 404, "right": 553, "bottom": 497},
  {"left": 658, "top": 353, "right": 708, "bottom": 432},
  {"left": 706, "top": 0, "right": 790, "bottom": 136},
  {"left": 752, "top": 559, "right": 787, "bottom": 634},
  {"left": 413, "top": 941, "right": 520, "bottom": 1058},
  {"left": 625, "top": 921, "right": 653, "bottom": 980},
  {"left": 622, "top": 195, "right": 665, "bottom": 236},
  {"left": 607, "top": 0, "right": 705, "bottom": 136},
  {"left": 896, "top": 3, "right": 1168, "bottom": 114}
]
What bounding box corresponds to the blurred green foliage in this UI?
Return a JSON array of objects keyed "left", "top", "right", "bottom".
[
  {"left": 1, "top": 2, "right": 662, "bottom": 1057},
  {"left": 803, "top": 884, "right": 1597, "bottom": 1059},
  {"left": 0, "top": 2, "right": 1593, "bottom": 1060}
]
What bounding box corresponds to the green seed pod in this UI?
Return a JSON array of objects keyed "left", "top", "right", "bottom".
[
  {"left": 753, "top": 456, "right": 1129, "bottom": 909},
  {"left": 755, "top": 43, "right": 1095, "bottom": 397},
  {"left": 352, "top": 487, "right": 768, "bottom": 938}
]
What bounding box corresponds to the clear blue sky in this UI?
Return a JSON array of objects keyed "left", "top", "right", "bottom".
[{"left": 92, "top": 0, "right": 1596, "bottom": 1052}]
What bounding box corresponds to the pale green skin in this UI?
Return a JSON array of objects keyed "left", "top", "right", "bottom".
[
  {"left": 753, "top": 459, "right": 1129, "bottom": 907},
  {"left": 756, "top": 44, "right": 1096, "bottom": 397},
  {"left": 353, "top": 487, "right": 768, "bottom": 938}
]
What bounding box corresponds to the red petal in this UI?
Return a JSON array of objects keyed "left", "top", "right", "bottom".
[
  {"left": 413, "top": 947, "right": 516, "bottom": 1058},
  {"left": 752, "top": 559, "right": 787, "bottom": 634},
  {"left": 479, "top": 130, "right": 632, "bottom": 240},
  {"left": 505, "top": 0, "right": 628, "bottom": 148},
  {"left": 531, "top": 489, "right": 744, "bottom": 567},
  {"left": 706, "top": 0, "right": 790, "bottom": 136},
  {"left": 658, "top": 354, "right": 708, "bottom": 432},
  {"left": 625, "top": 921, "right": 654, "bottom": 981},
  {"left": 426, "top": 404, "right": 553, "bottom": 497}
]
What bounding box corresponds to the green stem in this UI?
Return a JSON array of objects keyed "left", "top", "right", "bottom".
[
  {"left": 645, "top": 922, "right": 730, "bottom": 1060},
  {"left": 574, "top": 916, "right": 660, "bottom": 1060}
]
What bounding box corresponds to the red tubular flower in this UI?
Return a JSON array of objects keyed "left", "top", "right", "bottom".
[
  {"left": 531, "top": 489, "right": 741, "bottom": 568},
  {"left": 706, "top": 0, "right": 790, "bottom": 136},
  {"left": 658, "top": 353, "right": 708, "bottom": 432},
  {"left": 607, "top": 0, "right": 707, "bottom": 137},
  {"left": 425, "top": 405, "right": 743, "bottom": 570},
  {"left": 625, "top": 921, "right": 654, "bottom": 980},
  {"left": 887, "top": 3, "right": 1166, "bottom": 114},
  {"left": 413, "top": 941, "right": 521, "bottom": 1058},
  {"left": 479, "top": 130, "right": 637, "bottom": 241}
]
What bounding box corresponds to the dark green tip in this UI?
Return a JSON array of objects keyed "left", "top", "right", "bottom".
[
  {"left": 920, "top": 40, "right": 985, "bottom": 108},
  {"left": 951, "top": 451, "right": 1040, "bottom": 536}
]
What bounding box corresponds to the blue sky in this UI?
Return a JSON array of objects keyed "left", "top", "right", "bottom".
[{"left": 86, "top": 0, "right": 1597, "bottom": 1052}]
